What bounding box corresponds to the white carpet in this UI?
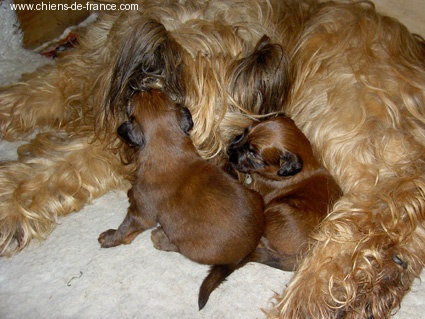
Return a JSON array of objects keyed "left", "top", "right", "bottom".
[{"left": 0, "top": 1, "right": 425, "bottom": 318}]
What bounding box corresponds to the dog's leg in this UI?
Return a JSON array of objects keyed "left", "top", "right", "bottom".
[
  {"left": 150, "top": 226, "right": 179, "bottom": 252},
  {"left": 0, "top": 65, "right": 64, "bottom": 140},
  {"left": 98, "top": 188, "right": 157, "bottom": 248},
  {"left": 271, "top": 179, "right": 425, "bottom": 319},
  {"left": 248, "top": 237, "right": 297, "bottom": 271},
  {"left": 0, "top": 132, "right": 129, "bottom": 256},
  {"left": 0, "top": 52, "right": 106, "bottom": 141},
  {"left": 0, "top": 11, "right": 124, "bottom": 141}
]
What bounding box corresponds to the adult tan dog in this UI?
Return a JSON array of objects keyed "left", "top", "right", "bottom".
[
  {"left": 227, "top": 115, "right": 341, "bottom": 271},
  {"left": 1, "top": 0, "right": 425, "bottom": 318},
  {"left": 98, "top": 89, "right": 264, "bottom": 310}
]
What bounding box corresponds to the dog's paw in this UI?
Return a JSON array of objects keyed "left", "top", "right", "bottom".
[
  {"left": 150, "top": 227, "right": 178, "bottom": 252},
  {"left": 98, "top": 229, "right": 118, "bottom": 248}
]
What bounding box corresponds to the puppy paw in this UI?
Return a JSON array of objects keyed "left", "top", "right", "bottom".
[
  {"left": 98, "top": 229, "right": 119, "bottom": 248},
  {"left": 150, "top": 227, "right": 178, "bottom": 252}
]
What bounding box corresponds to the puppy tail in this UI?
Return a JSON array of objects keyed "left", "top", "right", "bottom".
[{"left": 198, "top": 259, "right": 247, "bottom": 311}]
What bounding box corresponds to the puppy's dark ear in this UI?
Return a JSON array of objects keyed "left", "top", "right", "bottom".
[
  {"left": 278, "top": 152, "right": 303, "bottom": 176},
  {"left": 179, "top": 107, "right": 193, "bottom": 135},
  {"left": 117, "top": 121, "right": 145, "bottom": 148}
]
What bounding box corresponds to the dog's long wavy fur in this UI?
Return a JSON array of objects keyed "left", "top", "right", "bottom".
[{"left": 1, "top": 0, "right": 425, "bottom": 318}]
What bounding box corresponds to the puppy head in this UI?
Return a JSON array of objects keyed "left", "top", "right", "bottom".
[
  {"left": 228, "top": 116, "right": 312, "bottom": 180},
  {"left": 117, "top": 89, "right": 193, "bottom": 148}
]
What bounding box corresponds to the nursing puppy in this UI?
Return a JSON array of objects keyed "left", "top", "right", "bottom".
[
  {"left": 98, "top": 89, "right": 264, "bottom": 310},
  {"left": 228, "top": 115, "right": 341, "bottom": 271}
]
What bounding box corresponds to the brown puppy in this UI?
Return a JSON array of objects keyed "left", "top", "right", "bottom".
[
  {"left": 227, "top": 115, "right": 341, "bottom": 271},
  {"left": 98, "top": 89, "right": 264, "bottom": 310}
]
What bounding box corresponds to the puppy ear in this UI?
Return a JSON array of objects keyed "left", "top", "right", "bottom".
[
  {"left": 117, "top": 121, "right": 145, "bottom": 148},
  {"left": 179, "top": 107, "right": 193, "bottom": 135},
  {"left": 278, "top": 152, "right": 303, "bottom": 176}
]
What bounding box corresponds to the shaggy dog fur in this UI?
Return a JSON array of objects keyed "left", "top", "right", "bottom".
[{"left": 1, "top": 0, "right": 425, "bottom": 318}]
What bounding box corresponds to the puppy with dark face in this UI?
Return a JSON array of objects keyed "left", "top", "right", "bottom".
[
  {"left": 98, "top": 89, "right": 264, "bottom": 310},
  {"left": 228, "top": 115, "right": 341, "bottom": 271}
]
